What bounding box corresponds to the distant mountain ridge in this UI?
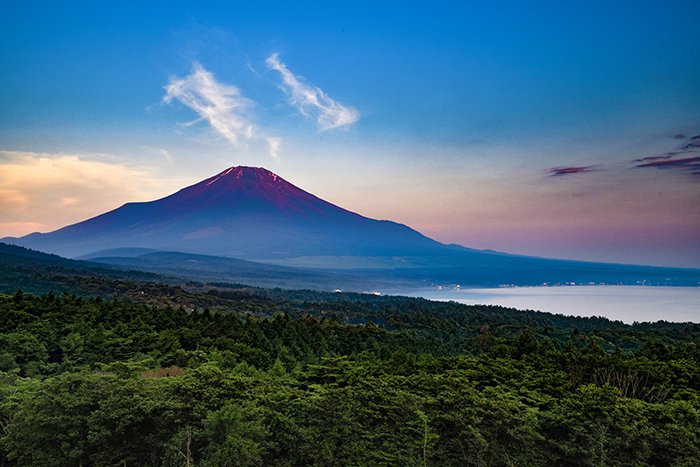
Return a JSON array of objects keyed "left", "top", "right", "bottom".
[
  {"left": 3, "top": 165, "right": 700, "bottom": 287},
  {"left": 3, "top": 166, "right": 443, "bottom": 259}
]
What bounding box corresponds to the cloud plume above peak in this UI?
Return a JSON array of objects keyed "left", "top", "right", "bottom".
[
  {"left": 164, "top": 63, "right": 254, "bottom": 146},
  {"left": 266, "top": 53, "right": 359, "bottom": 130}
]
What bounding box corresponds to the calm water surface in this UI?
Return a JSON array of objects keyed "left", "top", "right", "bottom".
[{"left": 395, "top": 286, "right": 700, "bottom": 323}]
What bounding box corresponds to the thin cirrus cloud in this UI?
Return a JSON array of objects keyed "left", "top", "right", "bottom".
[
  {"left": 142, "top": 146, "right": 172, "bottom": 163},
  {"left": 546, "top": 133, "right": 700, "bottom": 180},
  {"left": 633, "top": 134, "right": 700, "bottom": 176},
  {"left": 635, "top": 156, "right": 700, "bottom": 175},
  {"left": 266, "top": 53, "right": 359, "bottom": 130},
  {"left": 547, "top": 165, "right": 598, "bottom": 177},
  {"left": 163, "top": 63, "right": 255, "bottom": 147}
]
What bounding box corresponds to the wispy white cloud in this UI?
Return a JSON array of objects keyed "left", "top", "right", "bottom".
[
  {"left": 266, "top": 53, "right": 359, "bottom": 130},
  {"left": 142, "top": 146, "right": 173, "bottom": 163},
  {"left": 164, "top": 63, "right": 254, "bottom": 146},
  {"left": 266, "top": 137, "right": 282, "bottom": 158}
]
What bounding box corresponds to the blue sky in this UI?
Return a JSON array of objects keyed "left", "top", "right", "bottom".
[{"left": 1, "top": 1, "right": 699, "bottom": 267}]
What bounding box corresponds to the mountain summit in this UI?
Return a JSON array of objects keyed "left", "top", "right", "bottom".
[
  {"left": 4, "top": 166, "right": 444, "bottom": 259},
  {"left": 167, "top": 166, "right": 332, "bottom": 214}
]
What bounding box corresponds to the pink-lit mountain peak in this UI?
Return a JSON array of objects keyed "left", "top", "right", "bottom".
[
  {"left": 162, "top": 166, "right": 339, "bottom": 217},
  {"left": 205, "top": 166, "right": 281, "bottom": 186},
  {"left": 193, "top": 166, "right": 291, "bottom": 194},
  {"left": 4, "top": 165, "right": 441, "bottom": 258}
]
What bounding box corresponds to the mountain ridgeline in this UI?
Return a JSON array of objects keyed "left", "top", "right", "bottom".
[
  {"left": 3, "top": 166, "right": 699, "bottom": 287},
  {"left": 4, "top": 166, "right": 441, "bottom": 259}
]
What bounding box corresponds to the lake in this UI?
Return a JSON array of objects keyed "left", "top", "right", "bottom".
[{"left": 395, "top": 286, "right": 700, "bottom": 323}]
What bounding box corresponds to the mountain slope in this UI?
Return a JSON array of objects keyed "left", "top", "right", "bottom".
[
  {"left": 84, "top": 250, "right": 411, "bottom": 290},
  {"left": 4, "top": 166, "right": 443, "bottom": 259},
  {"left": 0, "top": 242, "right": 169, "bottom": 296},
  {"left": 0, "top": 242, "right": 398, "bottom": 292},
  {"left": 3, "top": 166, "right": 699, "bottom": 287}
]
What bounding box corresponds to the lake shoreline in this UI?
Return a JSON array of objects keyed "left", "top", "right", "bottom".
[{"left": 386, "top": 285, "right": 700, "bottom": 324}]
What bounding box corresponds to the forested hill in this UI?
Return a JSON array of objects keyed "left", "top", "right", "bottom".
[
  {"left": 2, "top": 242, "right": 697, "bottom": 340},
  {"left": 0, "top": 292, "right": 698, "bottom": 466},
  {"left": 0, "top": 242, "right": 175, "bottom": 294}
]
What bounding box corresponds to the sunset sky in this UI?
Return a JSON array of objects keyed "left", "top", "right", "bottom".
[{"left": 1, "top": 1, "right": 699, "bottom": 267}]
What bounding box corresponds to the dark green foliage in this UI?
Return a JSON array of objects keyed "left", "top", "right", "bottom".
[{"left": 0, "top": 291, "right": 698, "bottom": 465}]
